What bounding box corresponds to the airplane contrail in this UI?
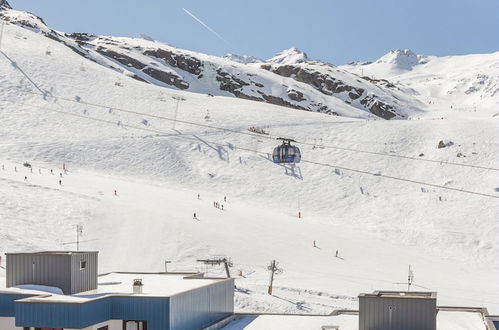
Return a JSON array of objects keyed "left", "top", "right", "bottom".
[{"left": 182, "top": 8, "right": 229, "bottom": 44}]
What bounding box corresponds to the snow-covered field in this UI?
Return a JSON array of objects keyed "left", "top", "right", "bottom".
[{"left": 0, "top": 11, "right": 498, "bottom": 320}]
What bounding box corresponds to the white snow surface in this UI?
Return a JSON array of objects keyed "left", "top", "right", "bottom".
[
  {"left": 341, "top": 50, "right": 499, "bottom": 116},
  {"left": 221, "top": 310, "right": 487, "bottom": 330},
  {"left": 223, "top": 53, "right": 263, "bottom": 64},
  {"left": 0, "top": 9, "right": 498, "bottom": 320},
  {"left": 267, "top": 47, "right": 309, "bottom": 65}
]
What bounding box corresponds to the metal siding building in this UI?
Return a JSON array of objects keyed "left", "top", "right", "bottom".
[
  {"left": 169, "top": 278, "right": 234, "bottom": 330},
  {"left": 111, "top": 296, "right": 170, "bottom": 329},
  {"left": 15, "top": 296, "right": 170, "bottom": 329},
  {"left": 6, "top": 251, "right": 98, "bottom": 295},
  {"left": 70, "top": 252, "right": 98, "bottom": 294},
  {"left": 12, "top": 290, "right": 231, "bottom": 329},
  {"left": 0, "top": 294, "right": 32, "bottom": 317},
  {"left": 1, "top": 252, "right": 234, "bottom": 329},
  {"left": 359, "top": 291, "right": 437, "bottom": 330}
]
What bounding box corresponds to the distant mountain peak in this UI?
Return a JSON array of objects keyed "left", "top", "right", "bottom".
[
  {"left": 0, "top": 0, "right": 12, "bottom": 9},
  {"left": 223, "top": 53, "right": 263, "bottom": 64},
  {"left": 268, "top": 47, "right": 308, "bottom": 65},
  {"left": 376, "top": 49, "right": 426, "bottom": 70}
]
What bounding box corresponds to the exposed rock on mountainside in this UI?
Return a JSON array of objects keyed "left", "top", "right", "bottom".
[
  {"left": 0, "top": 6, "right": 423, "bottom": 119},
  {"left": 143, "top": 48, "right": 203, "bottom": 76},
  {"left": 0, "top": 0, "right": 11, "bottom": 9},
  {"left": 223, "top": 53, "right": 263, "bottom": 64},
  {"left": 261, "top": 63, "right": 399, "bottom": 119}
]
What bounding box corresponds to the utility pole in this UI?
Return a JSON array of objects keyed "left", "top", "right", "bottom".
[
  {"left": 61, "top": 225, "right": 97, "bottom": 250},
  {"left": 0, "top": 20, "right": 5, "bottom": 51},
  {"left": 407, "top": 264, "right": 414, "bottom": 291},
  {"left": 164, "top": 260, "right": 171, "bottom": 273},
  {"left": 171, "top": 96, "right": 186, "bottom": 130},
  {"left": 267, "top": 259, "right": 283, "bottom": 295},
  {"left": 76, "top": 225, "right": 83, "bottom": 251},
  {"left": 196, "top": 257, "right": 233, "bottom": 278}
]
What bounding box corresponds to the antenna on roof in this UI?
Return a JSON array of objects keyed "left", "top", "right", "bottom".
[
  {"left": 407, "top": 264, "right": 414, "bottom": 291},
  {"left": 62, "top": 225, "right": 98, "bottom": 250},
  {"left": 76, "top": 224, "right": 83, "bottom": 251},
  {"left": 394, "top": 264, "right": 431, "bottom": 291}
]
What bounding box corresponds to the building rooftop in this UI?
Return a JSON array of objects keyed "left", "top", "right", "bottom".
[
  {"left": 221, "top": 311, "right": 486, "bottom": 330},
  {"left": 359, "top": 290, "right": 437, "bottom": 299},
  {"left": 90, "top": 272, "right": 226, "bottom": 297},
  {"left": 5, "top": 251, "right": 98, "bottom": 255},
  {"left": 0, "top": 272, "right": 230, "bottom": 303}
]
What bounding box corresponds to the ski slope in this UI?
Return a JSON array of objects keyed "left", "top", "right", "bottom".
[
  {"left": 0, "top": 12, "right": 498, "bottom": 317},
  {"left": 341, "top": 49, "right": 499, "bottom": 117}
]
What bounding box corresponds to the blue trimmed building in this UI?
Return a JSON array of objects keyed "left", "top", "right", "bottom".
[{"left": 0, "top": 252, "right": 234, "bottom": 330}]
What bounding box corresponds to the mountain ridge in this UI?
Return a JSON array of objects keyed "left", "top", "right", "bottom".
[
  {"left": 0, "top": 6, "right": 427, "bottom": 120},
  {"left": 1, "top": 5, "right": 496, "bottom": 119}
]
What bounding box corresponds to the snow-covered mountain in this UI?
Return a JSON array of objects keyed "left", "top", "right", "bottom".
[
  {"left": 341, "top": 49, "right": 499, "bottom": 115},
  {"left": 0, "top": 6, "right": 430, "bottom": 120},
  {"left": 267, "top": 47, "right": 309, "bottom": 65},
  {"left": 0, "top": 1, "right": 498, "bottom": 317},
  {"left": 0, "top": 0, "right": 10, "bottom": 9},
  {"left": 222, "top": 53, "right": 263, "bottom": 64}
]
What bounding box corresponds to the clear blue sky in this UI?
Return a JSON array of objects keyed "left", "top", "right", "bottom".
[{"left": 8, "top": 0, "right": 499, "bottom": 64}]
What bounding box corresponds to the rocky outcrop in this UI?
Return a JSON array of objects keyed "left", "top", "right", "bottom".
[
  {"left": 0, "top": 0, "right": 12, "bottom": 9},
  {"left": 143, "top": 49, "right": 203, "bottom": 76},
  {"left": 360, "top": 96, "right": 397, "bottom": 119},
  {"left": 437, "top": 140, "right": 454, "bottom": 149},
  {"left": 142, "top": 67, "right": 189, "bottom": 89},
  {"left": 43, "top": 30, "right": 95, "bottom": 61},
  {"left": 262, "top": 63, "right": 403, "bottom": 119},
  {"left": 216, "top": 69, "right": 252, "bottom": 97},
  {"left": 96, "top": 47, "right": 147, "bottom": 69},
  {"left": 361, "top": 76, "right": 397, "bottom": 89},
  {"left": 65, "top": 32, "right": 96, "bottom": 44},
  {"left": 259, "top": 93, "right": 308, "bottom": 110},
  {"left": 262, "top": 64, "right": 365, "bottom": 97},
  {"left": 215, "top": 69, "right": 312, "bottom": 111},
  {"left": 287, "top": 89, "right": 305, "bottom": 102}
]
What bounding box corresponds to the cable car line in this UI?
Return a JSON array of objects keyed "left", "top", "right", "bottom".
[
  {"left": 17, "top": 89, "right": 499, "bottom": 172},
  {"left": 10, "top": 100, "right": 498, "bottom": 199}
]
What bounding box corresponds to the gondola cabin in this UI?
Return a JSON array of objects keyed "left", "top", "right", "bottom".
[{"left": 272, "top": 138, "right": 301, "bottom": 163}]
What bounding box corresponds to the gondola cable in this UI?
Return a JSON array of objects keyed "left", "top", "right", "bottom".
[{"left": 6, "top": 100, "right": 499, "bottom": 200}]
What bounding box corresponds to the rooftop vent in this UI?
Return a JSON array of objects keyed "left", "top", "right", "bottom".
[{"left": 133, "top": 278, "right": 143, "bottom": 294}]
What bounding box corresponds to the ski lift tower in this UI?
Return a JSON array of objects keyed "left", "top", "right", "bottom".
[{"left": 172, "top": 96, "right": 186, "bottom": 130}]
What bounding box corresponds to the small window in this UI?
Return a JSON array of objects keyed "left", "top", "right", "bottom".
[
  {"left": 97, "top": 326, "right": 109, "bottom": 330},
  {"left": 80, "top": 260, "right": 87, "bottom": 270}
]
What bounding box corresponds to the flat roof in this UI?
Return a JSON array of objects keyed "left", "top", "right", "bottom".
[
  {"left": 359, "top": 290, "right": 437, "bottom": 299},
  {"left": 221, "top": 311, "right": 486, "bottom": 330},
  {"left": 5, "top": 251, "right": 98, "bottom": 255},
  {"left": 1, "top": 272, "right": 230, "bottom": 303},
  {"left": 91, "top": 272, "right": 226, "bottom": 297}
]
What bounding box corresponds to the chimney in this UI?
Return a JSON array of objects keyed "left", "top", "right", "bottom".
[{"left": 133, "top": 279, "right": 143, "bottom": 294}]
